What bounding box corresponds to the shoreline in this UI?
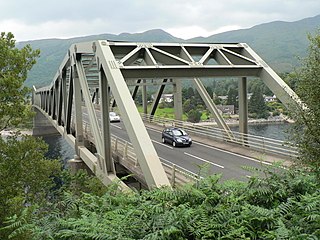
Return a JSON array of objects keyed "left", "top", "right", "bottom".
[
  {"left": 195, "top": 118, "right": 292, "bottom": 127},
  {"left": 0, "top": 129, "right": 32, "bottom": 136}
]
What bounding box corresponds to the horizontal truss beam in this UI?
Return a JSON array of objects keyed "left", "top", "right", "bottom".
[{"left": 33, "top": 40, "right": 302, "bottom": 190}]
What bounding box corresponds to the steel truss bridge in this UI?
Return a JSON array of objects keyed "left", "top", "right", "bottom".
[{"left": 32, "top": 41, "right": 300, "bottom": 189}]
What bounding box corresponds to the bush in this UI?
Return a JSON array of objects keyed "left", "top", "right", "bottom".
[
  {"left": 187, "top": 109, "right": 202, "bottom": 123},
  {"left": 272, "top": 110, "right": 280, "bottom": 117},
  {"left": 3, "top": 165, "right": 320, "bottom": 239}
]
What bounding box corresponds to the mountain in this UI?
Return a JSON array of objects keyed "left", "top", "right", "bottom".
[
  {"left": 18, "top": 29, "right": 183, "bottom": 87},
  {"left": 18, "top": 15, "right": 320, "bottom": 87},
  {"left": 191, "top": 14, "right": 320, "bottom": 73}
]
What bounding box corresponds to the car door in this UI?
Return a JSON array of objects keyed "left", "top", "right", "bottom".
[{"left": 167, "top": 129, "right": 174, "bottom": 144}]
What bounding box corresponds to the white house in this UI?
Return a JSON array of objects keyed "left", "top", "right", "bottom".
[
  {"left": 151, "top": 94, "right": 174, "bottom": 103},
  {"left": 264, "top": 95, "right": 277, "bottom": 102}
]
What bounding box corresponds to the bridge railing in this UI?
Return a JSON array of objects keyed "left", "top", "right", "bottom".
[
  {"left": 140, "top": 113, "right": 298, "bottom": 159},
  {"left": 111, "top": 136, "right": 201, "bottom": 187},
  {"left": 83, "top": 123, "right": 200, "bottom": 187}
]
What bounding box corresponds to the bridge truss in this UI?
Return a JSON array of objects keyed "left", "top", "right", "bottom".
[{"left": 33, "top": 41, "right": 300, "bottom": 189}]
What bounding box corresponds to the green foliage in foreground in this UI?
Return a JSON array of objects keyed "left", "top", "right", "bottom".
[
  {"left": 0, "top": 135, "right": 62, "bottom": 239},
  {"left": 3, "top": 165, "right": 320, "bottom": 240},
  {"left": 0, "top": 32, "right": 40, "bottom": 131},
  {"left": 289, "top": 30, "right": 320, "bottom": 174}
]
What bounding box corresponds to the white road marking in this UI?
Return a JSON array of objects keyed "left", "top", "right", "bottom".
[
  {"left": 111, "top": 124, "right": 122, "bottom": 129},
  {"left": 145, "top": 127, "right": 269, "bottom": 164},
  {"left": 152, "top": 140, "right": 173, "bottom": 149},
  {"left": 184, "top": 152, "right": 225, "bottom": 169},
  {"left": 194, "top": 141, "right": 272, "bottom": 166},
  {"left": 123, "top": 125, "right": 271, "bottom": 166},
  {"left": 146, "top": 128, "right": 163, "bottom": 134}
]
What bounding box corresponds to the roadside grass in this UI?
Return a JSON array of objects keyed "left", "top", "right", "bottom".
[{"left": 136, "top": 105, "right": 209, "bottom": 121}]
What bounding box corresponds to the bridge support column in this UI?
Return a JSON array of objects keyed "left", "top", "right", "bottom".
[
  {"left": 173, "top": 79, "right": 182, "bottom": 121},
  {"left": 142, "top": 79, "right": 148, "bottom": 114},
  {"left": 238, "top": 77, "right": 248, "bottom": 144}
]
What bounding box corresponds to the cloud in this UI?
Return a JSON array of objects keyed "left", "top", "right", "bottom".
[
  {"left": 166, "top": 25, "right": 241, "bottom": 39},
  {"left": 0, "top": 0, "right": 319, "bottom": 41},
  {"left": 0, "top": 19, "right": 113, "bottom": 41}
]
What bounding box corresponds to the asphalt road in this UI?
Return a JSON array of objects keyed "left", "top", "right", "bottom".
[{"left": 108, "top": 120, "right": 270, "bottom": 182}]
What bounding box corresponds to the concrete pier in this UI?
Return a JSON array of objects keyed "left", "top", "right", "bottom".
[{"left": 68, "top": 155, "right": 93, "bottom": 175}]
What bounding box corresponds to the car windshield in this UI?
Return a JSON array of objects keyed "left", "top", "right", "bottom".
[{"left": 172, "top": 129, "right": 187, "bottom": 136}]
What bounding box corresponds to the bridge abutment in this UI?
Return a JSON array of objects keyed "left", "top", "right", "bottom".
[{"left": 32, "top": 108, "right": 59, "bottom": 136}]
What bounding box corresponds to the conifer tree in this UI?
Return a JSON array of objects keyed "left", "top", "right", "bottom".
[{"left": 248, "top": 84, "right": 269, "bottom": 119}]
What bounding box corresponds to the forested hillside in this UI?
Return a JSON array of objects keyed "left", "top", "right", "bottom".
[{"left": 18, "top": 15, "right": 320, "bottom": 88}]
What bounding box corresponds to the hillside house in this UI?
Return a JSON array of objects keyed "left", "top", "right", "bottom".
[
  {"left": 151, "top": 94, "right": 174, "bottom": 103},
  {"left": 217, "top": 105, "right": 235, "bottom": 114},
  {"left": 264, "top": 95, "right": 277, "bottom": 102}
]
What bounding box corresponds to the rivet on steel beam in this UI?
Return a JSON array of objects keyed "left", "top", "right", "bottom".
[{"left": 101, "top": 41, "right": 107, "bottom": 46}]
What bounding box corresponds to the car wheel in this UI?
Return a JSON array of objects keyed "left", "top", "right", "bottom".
[
  {"left": 162, "top": 137, "right": 166, "bottom": 143},
  {"left": 172, "top": 141, "right": 176, "bottom": 147}
]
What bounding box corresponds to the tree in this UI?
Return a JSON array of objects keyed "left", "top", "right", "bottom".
[
  {"left": 187, "top": 109, "right": 202, "bottom": 123},
  {"left": 248, "top": 78, "right": 273, "bottom": 96},
  {"left": 0, "top": 32, "right": 40, "bottom": 131},
  {"left": 289, "top": 30, "right": 320, "bottom": 173},
  {"left": 182, "top": 87, "right": 195, "bottom": 102},
  {"left": 134, "top": 89, "right": 152, "bottom": 106},
  {"left": 182, "top": 98, "right": 195, "bottom": 113},
  {"left": 0, "top": 33, "right": 61, "bottom": 239},
  {"left": 248, "top": 85, "right": 269, "bottom": 119},
  {"left": 0, "top": 135, "right": 61, "bottom": 224},
  {"left": 281, "top": 72, "right": 299, "bottom": 92},
  {"left": 226, "top": 86, "right": 238, "bottom": 108}
]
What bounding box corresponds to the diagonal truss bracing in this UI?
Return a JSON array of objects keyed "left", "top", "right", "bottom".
[
  {"left": 94, "top": 41, "right": 171, "bottom": 188},
  {"left": 33, "top": 41, "right": 301, "bottom": 189}
]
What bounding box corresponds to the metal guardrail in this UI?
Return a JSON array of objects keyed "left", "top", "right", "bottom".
[
  {"left": 82, "top": 123, "right": 200, "bottom": 187},
  {"left": 80, "top": 111, "right": 297, "bottom": 187},
  {"left": 83, "top": 106, "right": 297, "bottom": 158},
  {"left": 140, "top": 113, "right": 298, "bottom": 158},
  {"left": 110, "top": 136, "right": 201, "bottom": 187}
]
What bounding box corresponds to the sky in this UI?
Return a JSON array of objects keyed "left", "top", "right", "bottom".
[{"left": 1, "top": 0, "right": 319, "bottom": 42}]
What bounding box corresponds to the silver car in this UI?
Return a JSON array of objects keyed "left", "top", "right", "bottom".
[{"left": 109, "top": 112, "right": 120, "bottom": 122}]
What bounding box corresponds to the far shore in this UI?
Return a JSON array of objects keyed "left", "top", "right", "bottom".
[
  {"left": 0, "top": 129, "right": 32, "bottom": 136},
  {"left": 194, "top": 117, "right": 293, "bottom": 127}
]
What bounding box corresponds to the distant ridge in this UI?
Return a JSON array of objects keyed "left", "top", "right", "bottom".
[
  {"left": 18, "top": 15, "right": 320, "bottom": 87},
  {"left": 190, "top": 14, "right": 320, "bottom": 72}
]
